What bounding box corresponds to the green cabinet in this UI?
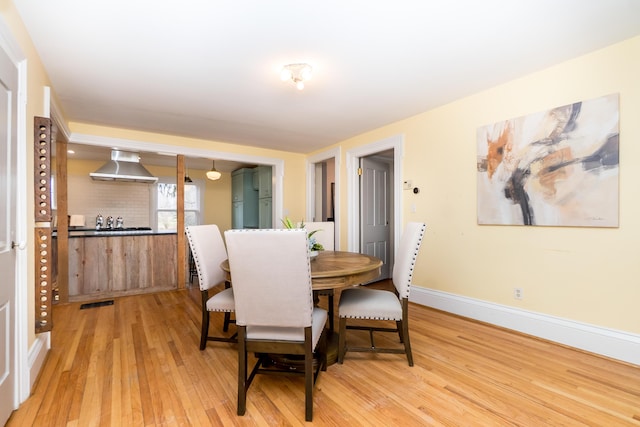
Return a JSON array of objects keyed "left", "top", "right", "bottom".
[
  {"left": 231, "top": 168, "right": 259, "bottom": 229},
  {"left": 257, "top": 165, "right": 272, "bottom": 199},
  {"left": 259, "top": 197, "right": 272, "bottom": 229},
  {"left": 231, "top": 166, "right": 272, "bottom": 229},
  {"left": 257, "top": 166, "right": 272, "bottom": 228}
]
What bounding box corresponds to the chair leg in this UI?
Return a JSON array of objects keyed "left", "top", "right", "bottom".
[
  {"left": 200, "top": 309, "right": 210, "bottom": 351},
  {"left": 237, "top": 326, "right": 247, "bottom": 416},
  {"left": 223, "top": 312, "right": 231, "bottom": 332},
  {"left": 338, "top": 317, "right": 347, "bottom": 364},
  {"left": 327, "top": 292, "right": 335, "bottom": 332},
  {"left": 400, "top": 299, "right": 413, "bottom": 366},
  {"left": 222, "top": 280, "right": 232, "bottom": 332},
  {"left": 200, "top": 290, "right": 210, "bottom": 350},
  {"left": 305, "top": 330, "right": 314, "bottom": 422},
  {"left": 401, "top": 319, "right": 413, "bottom": 367},
  {"left": 321, "top": 330, "right": 328, "bottom": 372},
  {"left": 396, "top": 320, "right": 404, "bottom": 343}
]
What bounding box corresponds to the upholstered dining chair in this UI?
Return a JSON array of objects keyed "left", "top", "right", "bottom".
[
  {"left": 300, "top": 221, "right": 335, "bottom": 251},
  {"left": 301, "top": 221, "right": 337, "bottom": 330},
  {"left": 185, "top": 224, "right": 236, "bottom": 350},
  {"left": 224, "top": 228, "right": 328, "bottom": 422},
  {"left": 337, "top": 222, "right": 426, "bottom": 366}
]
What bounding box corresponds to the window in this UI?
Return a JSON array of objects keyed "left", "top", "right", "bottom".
[{"left": 154, "top": 179, "right": 202, "bottom": 230}]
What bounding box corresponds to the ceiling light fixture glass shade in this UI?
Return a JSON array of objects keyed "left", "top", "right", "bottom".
[
  {"left": 281, "top": 63, "right": 312, "bottom": 90},
  {"left": 206, "top": 161, "right": 221, "bottom": 181}
]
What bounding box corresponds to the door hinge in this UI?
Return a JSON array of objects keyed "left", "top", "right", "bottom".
[{"left": 357, "top": 167, "right": 363, "bottom": 176}]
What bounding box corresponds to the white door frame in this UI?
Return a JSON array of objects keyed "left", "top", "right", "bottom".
[
  {"left": 346, "top": 134, "right": 404, "bottom": 253},
  {"left": 306, "top": 147, "right": 340, "bottom": 250}
]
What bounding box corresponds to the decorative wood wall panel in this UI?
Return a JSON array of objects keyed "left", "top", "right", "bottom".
[
  {"left": 34, "top": 118, "right": 53, "bottom": 221},
  {"left": 34, "top": 228, "right": 52, "bottom": 333},
  {"left": 34, "top": 117, "right": 55, "bottom": 333}
]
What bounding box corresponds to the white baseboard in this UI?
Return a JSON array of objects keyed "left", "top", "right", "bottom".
[
  {"left": 411, "top": 287, "right": 640, "bottom": 366},
  {"left": 28, "top": 332, "right": 50, "bottom": 391}
]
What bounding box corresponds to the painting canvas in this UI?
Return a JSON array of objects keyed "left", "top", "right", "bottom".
[{"left": 476, "top": 94, "right": 619, "bottom": 227}]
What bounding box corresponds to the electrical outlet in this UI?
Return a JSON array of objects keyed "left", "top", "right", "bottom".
[{"left": 513, "top": 287, "right": 523, "bottom": 300}]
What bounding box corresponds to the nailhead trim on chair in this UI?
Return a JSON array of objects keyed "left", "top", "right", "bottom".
[{"left": 397, "top": 224, "right": 425, "bottom": 300}]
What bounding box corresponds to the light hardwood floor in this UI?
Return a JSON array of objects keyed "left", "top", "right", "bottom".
[{"left": 7, "top": 281, "right": 640, "bottom": 426}]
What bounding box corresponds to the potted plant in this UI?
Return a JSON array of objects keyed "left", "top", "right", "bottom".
[{"left": 281, "top": 217, "right": 324, "bottom": 256}]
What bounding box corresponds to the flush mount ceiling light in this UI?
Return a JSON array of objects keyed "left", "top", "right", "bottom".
[
  {"left": 206, "top": 160, "right": 221, "bottom": 181},
  {"left": 280, "top": 63, "right": 312, "bottom": 90}
]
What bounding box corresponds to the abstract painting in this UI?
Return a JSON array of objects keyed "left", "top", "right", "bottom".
[{"left": 476, "top": 94, "right": 619, "bottom": 227}]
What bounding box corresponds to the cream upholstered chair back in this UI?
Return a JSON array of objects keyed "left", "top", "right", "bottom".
[
  {"left": 228, "top": 229, "right": 327, "bottom": 422},
  {"left": 224, "top": 229, "right": 314, "bottom": 338},
  {"left": 392, "top": 222, "right": 426, "bottom": 299},
  {"left": 185, "top": 224, "right": 228, "bottom": 292},
  {"left": 301, "top": 221, "right": 335, "bottom": 251}
]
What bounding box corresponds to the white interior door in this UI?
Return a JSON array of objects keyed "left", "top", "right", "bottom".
[
  {"left": 360, "top": 155, "right": 391, "bottom": 279},
  {"left": 0, "top": 42, "right": 19, "bottom": 425}
]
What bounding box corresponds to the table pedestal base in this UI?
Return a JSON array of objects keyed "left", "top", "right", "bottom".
[
  {"left": 325, "top": 330, "right": 339, "bottom": 366},
  {"left": 261, "top": 330, "right": 340, "bottom": 371}
]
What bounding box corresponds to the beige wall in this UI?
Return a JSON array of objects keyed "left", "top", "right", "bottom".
[
  {"left": 195, "top": 169, "right": 234, "bottom": 231},
  {"left": 333, "top": 36, "right": 640, "bottom": 334}
]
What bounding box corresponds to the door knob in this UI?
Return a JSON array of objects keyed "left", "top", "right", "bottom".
[{"left": 11, "top": 241, "right": 26, "bottom": 250}]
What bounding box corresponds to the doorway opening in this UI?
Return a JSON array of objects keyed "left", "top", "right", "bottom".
[
  {"left": 306, "top": 147, "right": 340, "bottom": 250},
  {"left": 346, "top": 135, "right": 404, "bottom": 279},
  {"left": 312, "top": 159, "right": 335, "bottom": 222}
]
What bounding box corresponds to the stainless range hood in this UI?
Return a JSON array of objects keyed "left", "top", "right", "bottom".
[{"left": 90, "top": 150, "right": 158, "bottom": 183}]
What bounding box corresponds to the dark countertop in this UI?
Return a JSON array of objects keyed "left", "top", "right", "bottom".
[{"left": 53, "top": 228, "right": 177, "bottom": 238}]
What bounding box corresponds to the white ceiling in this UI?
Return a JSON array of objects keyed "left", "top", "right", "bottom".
[{"left": 14, "top": 0, "right": 640, "bottom": 155}]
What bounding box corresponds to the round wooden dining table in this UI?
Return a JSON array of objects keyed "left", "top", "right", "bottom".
[
  {"left": 220, "top": 250, "right": 383, "bottom": 291},
  {"left": 220, "top": 250, "right": 383, "bottom": 366}
]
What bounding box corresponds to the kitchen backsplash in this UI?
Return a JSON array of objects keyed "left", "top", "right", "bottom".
[{"left": 66, "top": 175, "right": 152, "bottom": 228}]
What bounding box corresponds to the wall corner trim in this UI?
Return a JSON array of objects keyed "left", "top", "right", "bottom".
[
  {"left": 28, "top": 332, "right": 50, "bottom": 393},
  {"left": 410, "top": 286, "right": 640, "bottom": 366}
]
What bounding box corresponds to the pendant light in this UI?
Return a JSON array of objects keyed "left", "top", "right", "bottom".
[
  {"left": 206, "top": 160, "right": 221, "bottom": 181},
  {"left": 184, "top": 167, "right": 193, "bottom": 183}
]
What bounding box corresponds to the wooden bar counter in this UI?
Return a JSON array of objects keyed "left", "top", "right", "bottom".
[{"left": 66, "top": 230, "right": 177, "bottom": 301}]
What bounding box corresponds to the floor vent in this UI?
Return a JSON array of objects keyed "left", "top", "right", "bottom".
[{"left": 80, "top": 300, "right": 114, "bottom": 310}]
